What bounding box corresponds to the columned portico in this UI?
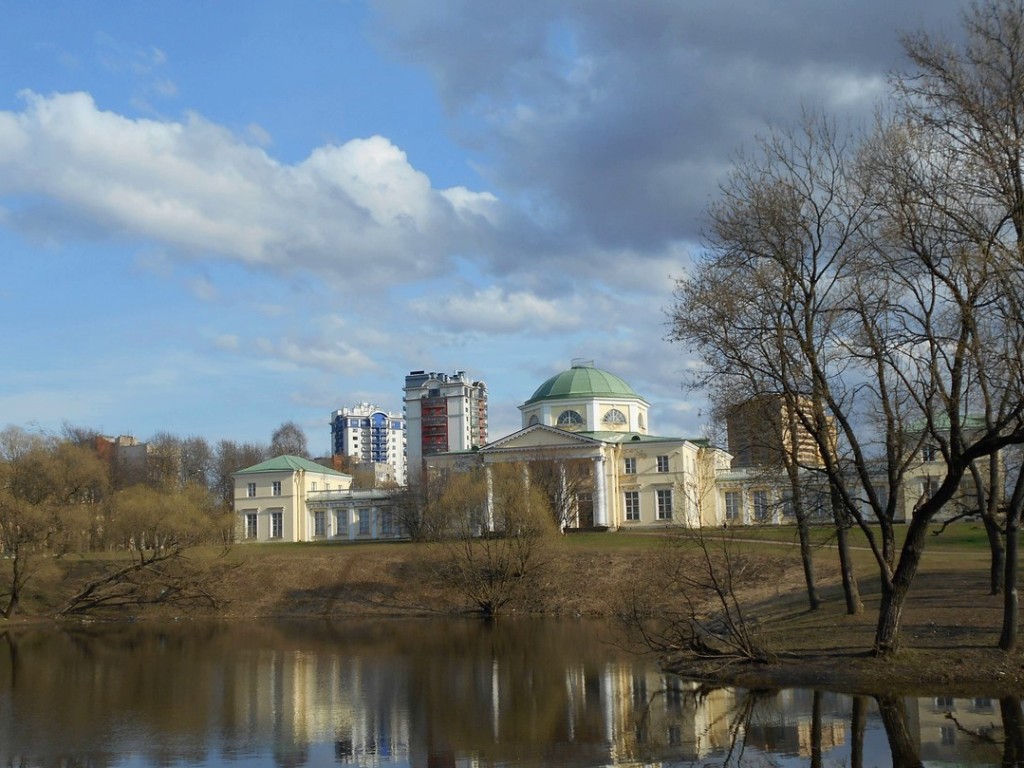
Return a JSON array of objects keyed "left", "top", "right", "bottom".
[{"left": 478, "top": 424, "right": 612, "bottom": 530}]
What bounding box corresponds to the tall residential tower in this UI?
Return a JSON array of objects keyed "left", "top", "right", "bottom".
[
  {"left": 330, "top": 403, "right": 407, "bottom": 486},
  {"left": 403, "top": 370, "right": 487, "bottom": 484}
]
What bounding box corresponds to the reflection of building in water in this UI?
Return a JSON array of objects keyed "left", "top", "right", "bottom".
[
  {"left": 742, "top": 689, "right": 848, "bottom": 758},
  {"left": 226, "top": 649, "right": 411, "bottom": 763},
  {"left": 912, "top": 695, "right": 1003, "bottom": 765},
  {"left": 219, "top": 642, "right": 1007, "bottom": 767},
  {"left": 573, "top": 663, "right": 740, "bottom": 763}
]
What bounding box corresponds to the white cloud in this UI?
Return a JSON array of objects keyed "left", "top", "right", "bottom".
[
  {"left": 254, "top": 336, "right": 379, "bottom": 376},
  {"left": 410, "top": 286, "right": 583, "bottom": 335},
  {"left": 0, "top": 91, "right": 502, "bottom": 288}
]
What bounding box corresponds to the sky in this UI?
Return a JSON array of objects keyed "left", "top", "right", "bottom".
[{"left": 0, "top": 0, "right": 969, "bottom": 456}]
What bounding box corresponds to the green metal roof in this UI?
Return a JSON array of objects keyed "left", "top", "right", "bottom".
[
  {"left": 233, "top": 455, "right": 351, "bottom": 477},
  {"left": 525, "top": 363, "right": 643, "bottom": 404}
]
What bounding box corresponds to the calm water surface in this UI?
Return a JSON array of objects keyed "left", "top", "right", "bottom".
[{"left": 0, "top": 618, "right": 1018, "bottom": 767}]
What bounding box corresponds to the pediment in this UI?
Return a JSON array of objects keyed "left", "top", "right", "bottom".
[{"left": 481, "top": 424, "right": 603, "bottom": 453}]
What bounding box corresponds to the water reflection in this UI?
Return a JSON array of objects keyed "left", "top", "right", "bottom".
[{"left": 0, "top": 619, "right": 1019, "bottom": 767}]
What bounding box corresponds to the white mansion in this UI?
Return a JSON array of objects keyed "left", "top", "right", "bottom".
[{"left": 234, "top": 361, "right": 969, "bottom": 542}]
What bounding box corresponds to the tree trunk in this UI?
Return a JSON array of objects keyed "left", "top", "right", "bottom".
[
  {"left": 999, "top": 501, "right": 1020, "bottom": 651},
  {"left": 984, "top": 514, "right": 1006, "bottom": 596},
  {"left": 1000, "top": 697, "right": 1024, "bottom": 767},
  {"left": 810, "top": 690, "right": 823, "bottom": 768},
  {"left": 874, "top": 516, "right": 930, "bottom": 656},
  {"left": 967, "top": 458, "right": 1005, "bottom": 595},
  {"left": 1000, "top": 469, "right": 1024, "bottom": 652},
  {"left": 876, "top": 695, "right": 924, "bottom": 767},
  {"left": 793, "top": 484, "right": 820, "bottom": 611},
  {"left": 0, "top": 551, "right": 25, "bottom": 619},
  {"left": 850, "top": 696, "right": 868, "bottom": 768},
  {"left": 832, "top": 485, "right": 862, "bottom": 614}
]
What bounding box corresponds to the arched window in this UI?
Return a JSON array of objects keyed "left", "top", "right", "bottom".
[
  {"left": 557, "top": 410, "right": 584, "bottom": 426},
  {"left": 528, "top": 414, "right": 540, "bottom": 426},
  {"left": 603, "top": 408, "right": 627, "bottom": 425},
  {"left": 637, "top": 412, "right": 646, "bottom": 430}
]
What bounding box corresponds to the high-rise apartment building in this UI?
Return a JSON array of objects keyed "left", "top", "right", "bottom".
[
  {"left": 403, "top": 370, "right": 488, "bottom": 484},
  {"left": 330, "top": 403, "right": 407, "bottom": 486},
  {"left": 725, "top": 394, "right": 830, "bottom": 469}
]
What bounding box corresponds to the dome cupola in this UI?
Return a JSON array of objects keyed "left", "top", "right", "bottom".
[{"left": 520, "top": 359, "right": 649, "bottom": 433}]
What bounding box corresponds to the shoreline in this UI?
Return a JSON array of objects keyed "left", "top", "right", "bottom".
[{"left": 5, "top": 537, "right": 1023, "bottom": 696}]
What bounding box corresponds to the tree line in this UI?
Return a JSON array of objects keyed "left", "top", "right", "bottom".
[{"left": 0, "top": 419, "right": 310, "bottom": 617}]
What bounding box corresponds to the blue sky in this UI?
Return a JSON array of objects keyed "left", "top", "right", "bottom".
[{"left": 0, "top": 0, "right": 966, "bottom": 455}]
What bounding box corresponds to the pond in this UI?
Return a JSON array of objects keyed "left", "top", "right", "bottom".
[{"left": 0, "top": 618, "right": 1019, "bottom": 767}]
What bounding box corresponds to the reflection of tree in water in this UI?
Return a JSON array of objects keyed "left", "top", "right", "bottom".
[
  {"left": 1002, "top": 698, "right": 1024, "bottom": 767},
  {"left": 939, "top": 696, "right": 1024, "bottom": 767},
  {"left": 876, "top": 695, "right": 924, "bottom": 768},
  {"left": 627, "top": 685, "right": 1021, "bottom": 768},
  {"left": 876, "top": 695, "right": 1024, "bottom": 768},
  {"left": 630, "top": 683, "right": 779, "bottom": 766}
]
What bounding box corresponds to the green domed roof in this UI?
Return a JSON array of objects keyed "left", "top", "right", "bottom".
[{"left": 526, "top": 363, "right": 641, "bottom": 404}]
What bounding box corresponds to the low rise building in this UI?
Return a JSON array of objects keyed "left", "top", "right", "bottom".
[{"left": 234, "top": 455, "right": 406, "bottom": 543}]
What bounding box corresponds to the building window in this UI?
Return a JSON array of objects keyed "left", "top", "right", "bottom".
[
  {"left": 528, "top": 414, "right": 539, "bottom": 426},
  {"left": 656, "top": 455, "right": 669, "bottom": 473},
  {"left": 271, "top": 481, "right": 282, "bottom": 496},
  {"left": 313, "top": 510, "right": 326, "bottom": 537},
  {"left": 358, "top": 509, "right": 370, "bottom": 535},
  {"left": 603, "top": 408, "right": 627, "bottom": 425},
  {"left": 725, "top": 491, "right": 742, "bottom": 521},
  {"left": 624, "top": 491, "right": 640, "bottom": 521},
  {"left": 557, "top": 410, "right": 584, "bottom": 427},
  {"left": 753, "top": 490, "right": 769, "bottom": 520},
  {"left": 246, "top": 482, "right": 256, "bottom": 498},
  {"left": 334, "top": 509, "right": 347, "bottom": 534},
  {"left": 245, "top": 513, "right": 257, "bottom": 539},
  {"left": 270, "top": 511, "right": 283, "bottom": 539},
  {"left": 311, "top": 482, "right": 317, "bottom": 491},
  {"left": 923, "top": 443, "right": 938, "bottom": 461},
  {"left": 656, "top": 489, "right": 673, "bottom": 520},
  {"left": 624, "top": 457, "right": 636, "bottom": 474},
  {"left": 382, "top": 511, "right": 394, "bottom": 535}
]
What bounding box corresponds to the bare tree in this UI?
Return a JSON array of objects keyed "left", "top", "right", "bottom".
[
  {"left": 672, "top": 114, "right": 871, "bottom": 628},
  {"left": 430, "top": 463, "right": 556, "bottom": 616},
  {"left": 526, "top": 458, "right": 593, "bottom": 531},
  {"left": 674, "top": 0, "right": 1024, "bottom": 656},
  {"left": 213, "top": 440, "right": 267, "bottom": 509},
  {"left": 60, "top": 482, "right": 228, "bottom": 617},
  {"left": 270, "top": 421, "right": 309, "bottom": 458},
  {"left": 621, "top": 526, "right": 776, "bottom": 665}
]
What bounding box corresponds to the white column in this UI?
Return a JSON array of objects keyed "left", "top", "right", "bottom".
[
  {"left": 594, "top": 455, "right": 608, "bottom": 527},
  {"left": 559, "top": 462, "right": 569, "bottom": 531},
  {"left": 485, "top": 465, "right": 495, "bottom": 532}
]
